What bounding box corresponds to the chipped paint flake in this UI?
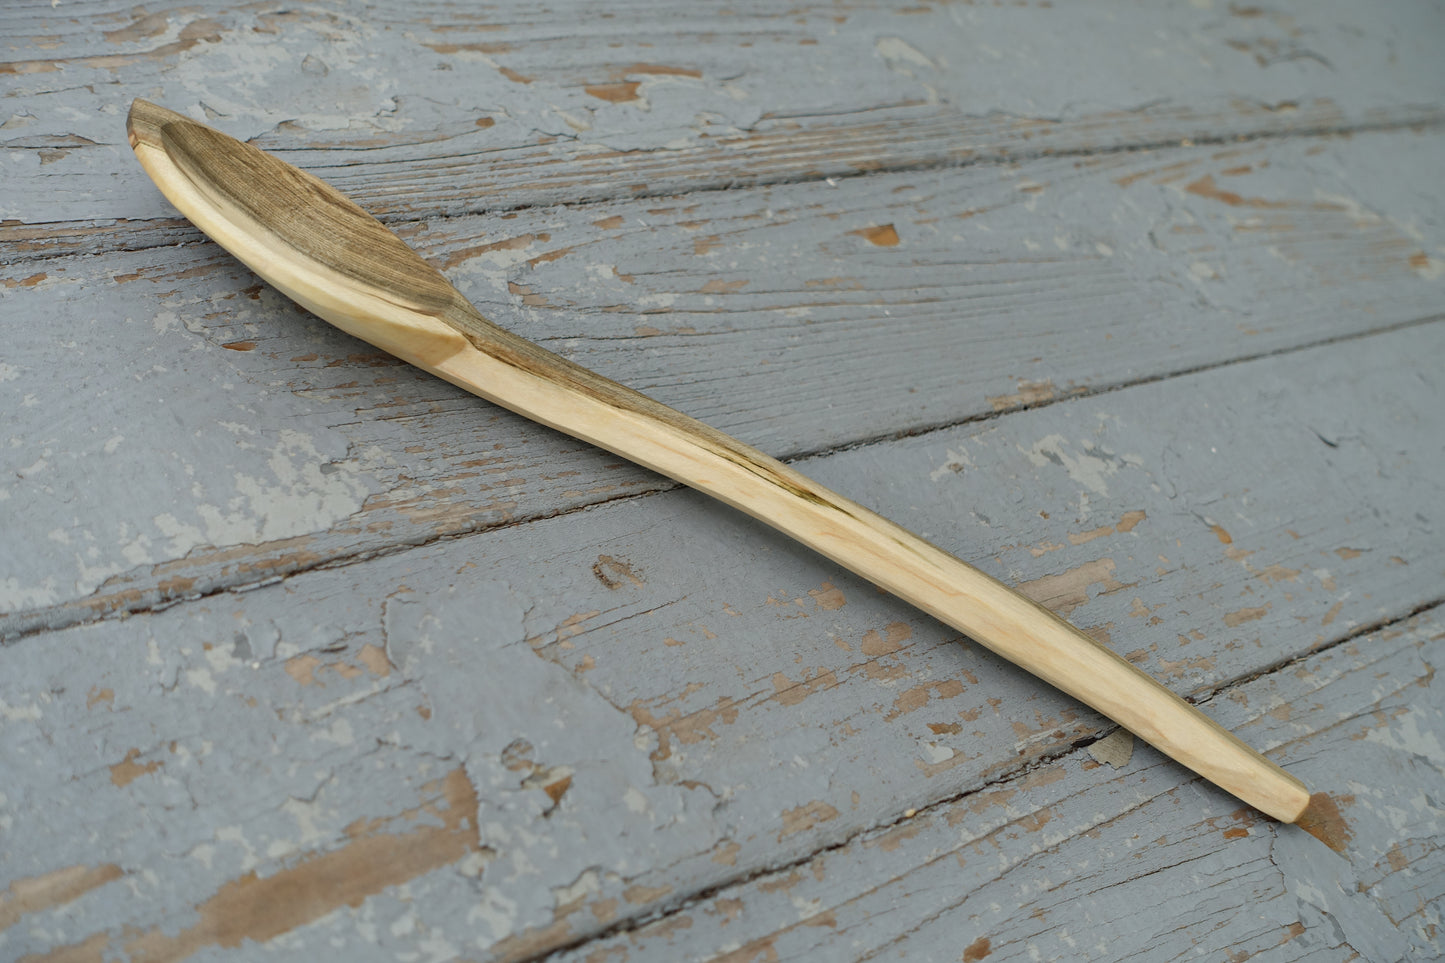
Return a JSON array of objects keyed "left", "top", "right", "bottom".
[
  {"left": 0, "top": 863, "right": 124, "bottom": 931},
  {"left": 1086, "top": 730, "right": 1134, "bottom": 768},
  {"left": 1023, "top": 434, "right": 1137, "bottom": 496},
  {"left": 875, "top": 36, "right": 937, "bottom": 70}
]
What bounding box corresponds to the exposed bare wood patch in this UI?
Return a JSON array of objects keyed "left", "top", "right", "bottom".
[
  {"left": 849, "top": 224, "right": 900, "bottom": 246},
  {"left": 1016, "top": 558, "right": 1125, "bottom": 616},
  {"left": 779, "top": 801, "right": 840, "bottom": 840},
  {"left": 0, "top": 864, "right": 124, "bottom": 932},
  {"left": 585, "top": 82, "right": 642, "bottom": 104},
  {"left": 987, "top": 378, "right": 1060, "bottom": 411},
  {"left": 1295, "top": 791, "right": 1353, "bottom": 854},
  {"left": 36, "top": 769, "right": 481, "bottom": 962},
  {"left": 1224, "top": 605, "right": 1269, "bottom": 627}
]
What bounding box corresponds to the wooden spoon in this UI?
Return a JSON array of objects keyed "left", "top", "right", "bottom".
[{"left": 127, "top": 99, "right": 1312, "bottom": 822}]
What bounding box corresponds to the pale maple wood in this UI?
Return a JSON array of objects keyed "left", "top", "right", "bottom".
[{"left": 126, "top": 99, "right": 1312, "bottom": 823}]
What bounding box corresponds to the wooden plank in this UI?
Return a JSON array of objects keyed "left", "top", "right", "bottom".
[
  {"left": 2, "top": 321, "right": 1441, "bottom": 960},
  {"left": 5, "top": 0, "right": 1444, "bottom": 259},
  {"left": 4, "top": 128, "right": 1444, "bottom": 636},
  {"left": 558, "top": 607, "right": 1445, "bottom": 963}
]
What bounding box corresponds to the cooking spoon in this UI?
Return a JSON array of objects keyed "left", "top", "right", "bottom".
[{"left": 126, "top": 99, "right": 1312, "bottom": 822}]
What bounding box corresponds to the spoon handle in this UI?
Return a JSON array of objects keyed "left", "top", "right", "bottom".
[
  {"left": 127, "top": 99, "right": 1311, "bottom": 822},
  {"left": 433, "top": 301, "right": 1309, "bottom": 822}
]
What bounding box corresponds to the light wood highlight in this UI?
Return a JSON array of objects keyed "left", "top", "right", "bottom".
[{"left": 126, "top": 99, "right": 1311, "bottom": 823}]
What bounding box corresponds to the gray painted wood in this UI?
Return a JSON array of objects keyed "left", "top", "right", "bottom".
[
  {"left": 2, "top": 2, "right": 1442, "bottom": 961},
  {"left": 5, "top": 128, "right": 1444, "bottom": 637},
  {"left": 3, "top": 1, "right": 1444, "bottom": 260}
]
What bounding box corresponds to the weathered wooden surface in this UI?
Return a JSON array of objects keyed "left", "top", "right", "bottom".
[
  {"left": 5, "top": 0, "right": 1444, "bottom": 259},
  {"left": 2, "top": 2, "right": 1443, "bottom": 961},
  {"left": 6, "top": 128, "right": 1445, "bottom": 639}
]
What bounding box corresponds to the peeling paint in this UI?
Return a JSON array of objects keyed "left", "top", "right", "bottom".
[
  {"left": 1086, "top": 730, "right": 1134, "bottom": 769},
  {"left": 109, "top": 748, "right": 163, "bottom": 788},
  {"left": 41, "top": 769, "right": 480, "bottom": 962},
  {"left": 1023, "top": 435, "right": 1138, "bottom": 496},
  {"left": 778, "top": 801, "right": 839, "bottom": 840},
  {"left": 849, "top": 224, "right": 900, "bottom": 247},
  {"left": 1224, "top": 605, "right": 1268, "bottom": 627},
  {"left": 0, "top": 863, "right": 124, "bottom": 932}
]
